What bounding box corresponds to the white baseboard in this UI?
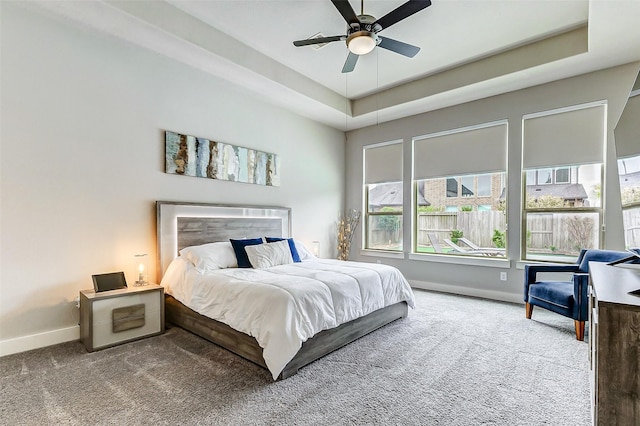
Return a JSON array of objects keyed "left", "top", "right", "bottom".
[
  {"left": 0, "top": 283, "right": 520, "bottom": 357},
  {"left": 0, "top": 325, "right": 80, "bottom": 357},
  {"left": 410, "top": 280, "right": 523, "bottom": 304}
]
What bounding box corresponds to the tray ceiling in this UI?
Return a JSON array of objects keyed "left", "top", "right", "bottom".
[{"left": 24, "top": 0, "right": 640, "bottom": 130}]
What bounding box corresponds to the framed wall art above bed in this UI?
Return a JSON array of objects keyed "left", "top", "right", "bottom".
[{"left": 165, "top": 131, "right": 280, "bottom": 187}]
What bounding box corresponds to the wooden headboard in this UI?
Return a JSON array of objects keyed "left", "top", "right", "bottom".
[{"left": 156, "top": 201, "right": 291, "bottom": 279}]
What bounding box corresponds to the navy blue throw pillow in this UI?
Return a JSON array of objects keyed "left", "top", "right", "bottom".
[
  {"left": 265, "top": 237, "right": 301, "bottom": 262},
  {"left": 230, "top": 238, "right": 264, "bottom": 268}
]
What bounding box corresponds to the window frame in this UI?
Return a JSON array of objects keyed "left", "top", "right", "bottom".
[
  {"left": 520, "top": 166, "right": 604, "bottom": 262},
  {"left": 362, "top": 140, "right": 404, "bottom": 253},
  {"left": 618, "top": 155, "right": 640, "bottom": 248},
  {"left": 521, "top": 102, "right": 607, "bottom": 263},
  {"left": 363, "top": 182, "right": 404, "bottom": 252},
  {"left": 411, "top": 120, "right": 508, "bottom": 260}
]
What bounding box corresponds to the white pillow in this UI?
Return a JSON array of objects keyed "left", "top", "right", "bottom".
[
  {"left": 179, "top": 241, "right": 238, "bottom": 272},
  {"left": 294, "top": 240, "right": 317, "bottom": 261},
  {"left": 245, "top": 240, "right": 293, "bottom": 269}
]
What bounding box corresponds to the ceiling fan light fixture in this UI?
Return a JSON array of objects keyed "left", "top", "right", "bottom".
[{"left": 347, "top": 31, "right": 377, "bottom": 55}]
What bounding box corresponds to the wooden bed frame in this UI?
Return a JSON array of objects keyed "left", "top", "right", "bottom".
[{"left": 157, "top": 201, "right": 409, "bottom": 379}]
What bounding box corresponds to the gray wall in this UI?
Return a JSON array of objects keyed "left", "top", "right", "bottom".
[
  {"left": 0, "top": 4, "right": 345, "bottom": 353},
  {"left": 345, "top": 62, "right": 640, "bottom": 301}
]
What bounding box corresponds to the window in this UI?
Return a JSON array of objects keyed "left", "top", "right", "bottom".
[
  {"left": 538, "top": 168, "right": 552, "bottom": 185},
  {"left": 477, "top": 174, "right": 492, "bottom": 196},
  {"left": 443, "top": 174, "right": 493, "bottom": 200},
  {"left": 615, "top": 93, "right": 640, "bottom": 249},
  {"left": 461, "top": 176, "right": 474, "bottom": 197},
  {"left": 413, "top": 122, "right": 508, "bottom": 257},
  {"left": 446, "top": 178, "right": 459, "bottom": 197},
  {"left": 526, "top": 167, "right": 575, "bottom": 185},
  {"left": 555, "top": 167, "right": 570, "bottom": 184},
  {"left": 526, "top": 170, "right": 536, "bottom": 185},
  {"left": 618, "top": 156, "right": 640, "bottom": 248},
  {"left": 522, "top": 103, "right": 605, "bottom": 262},
  {"left": 363, "top": 142, "right": 403, "bottom": 252}
]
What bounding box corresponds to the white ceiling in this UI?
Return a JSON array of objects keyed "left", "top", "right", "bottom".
[{"left": 26, "top": 0, "right": 640, "bottom": 130}]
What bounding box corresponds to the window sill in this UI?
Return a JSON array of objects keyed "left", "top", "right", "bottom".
[
  {"left": 516, "top": 260, "right": 575, "bottom": 269},
  {"left": 408, "top": 253, "right": 510, "bottom": 268},
  {"left": 517, "top": 261, "right": 538, "bottom": 270},
  {"left": 360, "top": 249, "right": 405, "bottom": 259}
]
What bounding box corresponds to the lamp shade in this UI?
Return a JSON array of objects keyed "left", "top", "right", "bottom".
[{"left": 347, "top": 31, "right": 377, "bottom": 55}]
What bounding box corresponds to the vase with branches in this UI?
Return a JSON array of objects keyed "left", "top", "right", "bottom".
[{"left": 337, "top": 209, "right": 361, "bottom": 261}]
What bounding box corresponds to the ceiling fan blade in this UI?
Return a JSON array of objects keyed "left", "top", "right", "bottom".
[
  {"left": 293, "top": 35, "right": 345, "bottom": 47},
  {"left": 331, "top": 0, "right": 359, "bottom": 24},
  {"left": 374, "top": 0, "right": 431, "bottom": 31},
  {"left": 342, "top": 52, "right": 359, "bottom": 73},
  {"left": 378, "top": 36, "right": 420, "bottom": 57}
]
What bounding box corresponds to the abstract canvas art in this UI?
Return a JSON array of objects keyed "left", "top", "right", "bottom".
[{"left": 165, "top": 131, "right": 280, "bottom": 187}]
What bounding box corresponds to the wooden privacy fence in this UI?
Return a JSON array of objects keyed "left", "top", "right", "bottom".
[
  {"left": 417, "top": 211, "right": 505, "bottom": 248},
  {"left": 371, "top": 209, "right": 640, "bottom": 253},
  {"left": 525, "top": 212, "right": 598, "bottom": 254}
]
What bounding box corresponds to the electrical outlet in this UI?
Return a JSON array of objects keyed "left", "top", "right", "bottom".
[{"left": 500, "top": 272, "right": 507, "bottom": 281}]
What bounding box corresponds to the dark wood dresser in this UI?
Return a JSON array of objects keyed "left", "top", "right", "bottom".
[{"left": 588, "top": 262, "right": 640, "bottom": 425}]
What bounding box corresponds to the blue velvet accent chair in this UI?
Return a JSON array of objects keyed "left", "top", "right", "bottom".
[{"left": 524, "top": 249, "right": 639, "bottom": 340}]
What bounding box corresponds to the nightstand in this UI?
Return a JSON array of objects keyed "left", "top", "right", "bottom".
[{"left": 79, "top": 284, "right": 164, "bottom": 352}]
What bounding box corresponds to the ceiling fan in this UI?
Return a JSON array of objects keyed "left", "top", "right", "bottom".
[{"left": 293, "top": 0, "right": 432, "bottom": 73}]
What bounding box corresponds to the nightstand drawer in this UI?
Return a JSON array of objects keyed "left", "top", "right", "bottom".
[
  {"left": 92, "top": 293, "right": 162, "bottom": 349},
  {"left": 92, "top": 291, "right": 160, "bottom": 324},
  {"left": 80, "top": 284, "right": 164, "bottom": 352}
]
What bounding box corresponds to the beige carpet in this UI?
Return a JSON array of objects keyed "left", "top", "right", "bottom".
[{"left": 0, "top": 290, "right": 590, "bottom": 425}]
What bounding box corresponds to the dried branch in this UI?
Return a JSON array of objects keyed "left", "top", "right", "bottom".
[{"left": 337, "top": 209, "right": 362, "bottom": 261}]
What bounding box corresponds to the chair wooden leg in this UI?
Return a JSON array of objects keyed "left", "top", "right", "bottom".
[
  {"left": 525, "top": 303, "right": 533, "bottom": 319},
  {"left": 574, "top": 320, "right": 585, "bottom": 341}
]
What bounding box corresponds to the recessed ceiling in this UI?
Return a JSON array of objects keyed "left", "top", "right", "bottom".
[
  {"left": 168, "top": 0, "right": 587, "bottom": 98},
  {"left": 25, "top": 0, "right": 640, "bottom": 130}
]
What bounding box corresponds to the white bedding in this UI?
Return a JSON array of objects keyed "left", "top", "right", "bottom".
[{"left": 161, "top": 257, "right": 415, "bottom": 379}]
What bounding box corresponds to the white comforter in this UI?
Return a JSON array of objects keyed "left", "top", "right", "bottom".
[{"left": 161, "top": 258, "right": 415, "bottom": 380}]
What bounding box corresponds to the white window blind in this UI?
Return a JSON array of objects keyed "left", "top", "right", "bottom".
[
  {"left": 413, "top": 123, "right": 507, "bottom": 180},
  {"left": 364, "top": 142, "right": 403, "bottom": 184},
  {"left": 523, "top": 104, "right": 605, "bottom": 169},
  {"left": 615, "top": 95, "right": 640, "bottom": 158}
]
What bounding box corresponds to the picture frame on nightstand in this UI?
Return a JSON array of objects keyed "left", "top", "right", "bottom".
[{"left": 91, "top": 271, "right": 127, "bottom": 292}]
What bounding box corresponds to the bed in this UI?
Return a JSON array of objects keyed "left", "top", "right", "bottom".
[{"left": 157, "top": 201, "right": 415, "bottom": 380}]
